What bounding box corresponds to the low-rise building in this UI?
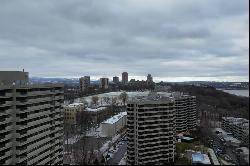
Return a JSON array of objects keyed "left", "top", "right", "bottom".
[
  {"left": 101, "top": 112, "right": 127, "bottom": 137},
  {"left": 222, "top": 117, "right": 249, "bottom": 147},
  {"left": 64, "top": 103, "right": 84, "bottom": 125}
]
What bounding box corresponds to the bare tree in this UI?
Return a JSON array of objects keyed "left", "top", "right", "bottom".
[
  {"left": 119, "top": 92, "right": 128, "bottom": 106},
  {"left": 111, "top": 97, "right": 118, "bottom": 106},
  {"left": 103, "top": 96, "right": 111, "bottom": 105},
  {"left": 91, "top": 96, "right": 99, "bottom": 107}
]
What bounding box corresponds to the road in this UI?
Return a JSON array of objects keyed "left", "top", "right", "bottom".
[{"left": 107, "top": 141, "right": 127, "bottom": 165}]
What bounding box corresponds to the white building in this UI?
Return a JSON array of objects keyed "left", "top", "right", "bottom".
[
  {"left": 0, "top": 71, "right": 64, "bottom": 165},
  {"left": 101, "top": 112, "right": 127, "bottom": 137},
  {"left": 127, "top": 93, "right": 176, "bottom": 165}
]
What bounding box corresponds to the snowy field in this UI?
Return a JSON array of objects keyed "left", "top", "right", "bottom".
[{"left": 74, "top": 91, "right": 150, "bottom": 106}]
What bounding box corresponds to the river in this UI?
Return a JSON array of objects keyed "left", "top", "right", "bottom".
[{"left": 217, "top": 89, "right": 249, "bottom": 97}]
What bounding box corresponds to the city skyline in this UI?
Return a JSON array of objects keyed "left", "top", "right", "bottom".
[{"left": 0, "top": 0, "right": 249, "bottom": 82}]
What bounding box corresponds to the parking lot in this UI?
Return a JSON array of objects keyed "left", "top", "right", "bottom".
[{"left": 208, "top": 132, "right": 241, "bottom": 165}]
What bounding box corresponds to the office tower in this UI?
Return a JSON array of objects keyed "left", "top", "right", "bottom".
[
  {"left": 172, "top": 92, "right": 196, "bottom": 133},
  {"left": 79, "top": 76, "right": 90, "bottom": 92},
  {"left": 99, "top": 78, "right": 109, "bottom": 89},
  {"left": 146, "top": 74, "right": 153, "bottom": 84},
  {"left": 127, "top": 92, "right": 176, "bottom": 165},
  {"left": 0, "top": 71, "right": 64, "bottom": 165},
  {"left": 122, "top": 72, "right": 128, "bottom": 85},
  {"left": 113, "top": 76, "right": 119, "bottom": 84},
  {"left": 222, "top": 117, "right": 249, "bottom": 147}
]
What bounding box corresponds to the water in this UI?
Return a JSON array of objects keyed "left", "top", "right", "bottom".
[{"left": 218, "top": 89, "right": 249, "bottom": 97}]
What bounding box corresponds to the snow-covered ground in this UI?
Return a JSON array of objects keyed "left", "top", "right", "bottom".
[
  {"left": 85, "top": 126, "right": 108, "bottom": 138},
  {"left": 74, "top": 91, "right": 150, "bottom": 106},
  {"left": 100, "top": 133, "right": 122, "bottom": 160},
  {"left": 64, "top": 134, "right": 83, "bottom": 145},
  {"left": 119, "top": 152, "right": 127, "bottom": 165}
]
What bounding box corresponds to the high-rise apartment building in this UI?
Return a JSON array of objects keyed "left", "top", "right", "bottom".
[
  {"left": 99, "top": 78, "right": 109, "bottom": 89},
  {"left": 146, "top": 74, "right": 153, "bottom": 84},
  {"left": 122, "top": 72, "right": 128, "bottom": 85},
  {"left": 79, "top": 76, "right": 90, "bottom": 92},
  {"left": 0, "top": 71, "right": 64, "bottom": 165},
  {"left": 127, "top": 92, "right": 176, "bottom": 165},
  {"left": 172, "top": 92, "right": 196, "bottom": 133},
  {"left": 113, "top": 76, "right": 119, "bottom": 84}
]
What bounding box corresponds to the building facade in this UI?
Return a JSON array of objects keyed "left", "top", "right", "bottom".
[
  {"left": 79, "top": 76, "right": 90, "bottom": 92},
  {"left": 222, "top": 117, "right": 249, "bottom": 147},
  {"left": 99, "top": 78, "right": 109, "bottom": 89},
  {"left": 64, "top": 103, "right": 84, "bottom": 126},
  {"left": 173, "top": 92, "right": 197, "bottom": 133},
  {"left": 0, "top": 71, "right": 64, "bottom": 165},
  {"left": 101, "top": 112, "right": 127, "bottom": 137},
  {"left": 122, "top": 72, "right": 128, "bottom": 85},
  {"left": 146, "top": 74, "right": 153, "bottom": 84},
  {"left": 113, "top": 76, "right": 119, "bottom": 84},
  {"left": 127, "top": 94, "right": 176, "bottom": 165}
]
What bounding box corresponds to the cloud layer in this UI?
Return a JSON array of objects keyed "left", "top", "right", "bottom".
[{"left": 0, "top": 0, "right": 249, "bottom": 81}]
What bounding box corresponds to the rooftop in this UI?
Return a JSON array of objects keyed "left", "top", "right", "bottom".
[
  {"left": 85, "top": 106, "right": 107, "bottom": 112},
  {"left": 213, "top": 128, "right": 241, "bottom": 144},
  {"left": 66, "top": 102, "right": 84, "bottom": 108},
  {"left": 222, "top": 117, "right": 249, "bottom": 130},
  {"left": 102, "top": 112, "right": 127, "bottom": 124}
]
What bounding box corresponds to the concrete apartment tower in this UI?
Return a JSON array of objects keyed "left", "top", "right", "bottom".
[
  {"left": 122, "top": 72, "right": 128, "bottom": 85},
  {"left": 0, "top": 71, "right": 64, "bottom": 165},
  {"left": 113, "top": 76, "right": 119, "bottom": 84},
  {"left": 127, "top": 92, "right": 176, "bottom": 165},
  {"left": 172, "top": 92, "right": 197, "bottom": 133},
  {"left": 79, "top": 76, "right": 90, "bottom": 92},
  {"left": 146, "top": 74, "right": 153, "bottom": 84},
  {"left": 99, "top": 78, "right": 109, "bottom": 89}
]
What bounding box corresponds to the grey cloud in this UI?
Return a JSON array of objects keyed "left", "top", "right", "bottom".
[{"left": 0, "top": 0, "right": 248, "bottom": 81}]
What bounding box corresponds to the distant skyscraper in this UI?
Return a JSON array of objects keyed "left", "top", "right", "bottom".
[
  {"left": 79, "top": 76, "right": 90, "bottom": 91},
  {"left": 0, "top": 71, "right": 64, "bottom": 165},
  {"left": 127, "top": 93, "right": 176, "bottom": 165},
  {"left": 146, "top": 74, "right": 153, "bottom": 84},
  {"left": 122, "top": 72, "right": 128, "bottom": 84},
  {"left": 113, "top": 76, "right": 119, "bottom": 84},
  {"left": 99, "top": 78, "right": 109, "bottom": 89}
]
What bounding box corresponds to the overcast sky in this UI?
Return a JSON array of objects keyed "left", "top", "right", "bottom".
[{"left": 0, "top": 0, "right": 249, "bottom": 82}]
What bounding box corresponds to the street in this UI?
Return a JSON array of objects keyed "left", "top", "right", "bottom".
[{"left": 107, "top": 141, "right": 127, "bottom": 165}]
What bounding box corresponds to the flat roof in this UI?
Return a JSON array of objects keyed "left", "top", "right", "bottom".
[
  {"left": 85, "top": 106, "right": 107, "bottom": 112},
  {"left": 65, "top": 103, "right": 84, "bottom": 108},
  {"left": 102, "top": 112, "right": 127, "bottom": 124}
]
